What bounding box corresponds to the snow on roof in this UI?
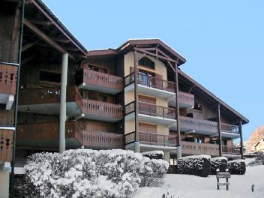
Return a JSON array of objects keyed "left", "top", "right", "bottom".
[
  {"left": 181, "top": 155, "right": 211, "bottom": 160},
  {"left": 141, "top": 151, "right": 164, "bottom": 156},
  {"left": 211, "top": 157, "right": 228, "bottom": 161}
]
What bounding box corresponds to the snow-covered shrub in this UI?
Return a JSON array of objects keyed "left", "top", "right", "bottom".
[
  {"left": 176, "top": 155, "right": 211, "bottom": 177},
  {"left": 227, "top": 160, "right": 246, "bottom": 175},
  {"left": 142, "top": 150, "right": 164, "bottom": 159},
  {"left": 140, "top": 157, "right": 169, "bottom": 187},
  {"left": 14, "top": 174, "right": 40, "bottom": 198},
  {"left": 210, "top": 157, "right": 228, "bottom": 174},
  {"left": 24, "top": 149, "right": 168, "bottom": 198}
]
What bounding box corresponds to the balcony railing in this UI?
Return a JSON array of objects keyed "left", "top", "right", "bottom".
[
  {"left": 125, "top": 131, "right": 177, "bottom": 147},
  {"left": 221, "top": 123, "right": 240, "bottom": 134},
  {"left": 80, "top": 69, "right": 123, "bottom": 90},
  {"left": 17, "top": 121, "right": 83, "bottom": 143},
  {"left": 124, "top": 72, "right": 175, "bottom": 92},
  {"left": 0, "top": 129, "right": 14, "bottom": 162},
  {"left": 181, "top": 141, "right": 240, "bottom": 156},
  {"left": 82, "top": 99, "right": 123, "bottom": 120},
  {"left": 179, "top": 116, "right": 218, "bottom": 133},
  {"left": 178, "top": 92, "right": 194, "bottom": 106},
  {"left": 82, "top": 131, "right": 123, "bottom": 149},
  {"left": 125, "top": 101, "right": 176, "bottom": 119},
  {"left": 0, "top": 62, "right": 18, "bottom": 95},
  {"left": 222, "top": 145, "right": 240, "bottom": 154},
  {"left": 19, "top": 86, "right": 82, "bottom": 107},
  {"left": 181, "top": 141, "right": 219, "bottom": 156}
]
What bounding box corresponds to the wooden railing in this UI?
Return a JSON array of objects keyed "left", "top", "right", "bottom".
[
  {"left": 125, "top": 131, "right": 177, "bottom": 147},
  {"left": 19, "top": 86, "right": 81, "bottom": 106},
  {"left": 181, "top": 141, "right": 219, "bottom": 156},
  {"left": 82, "top": 99, "right": 123, "bottom": 119},
  {"left": 179, "top": 116, "right": 218, "bottom": 133},
  {"left": 221, "top": 123, "right": 240, "bottom": 134},
  {"left": 17, "top": 121, "right": 82, "bottom": 143},
  {"left": 124, "top": 72, "right": 175, "bottom": 92},
  {"left": 0, "top": 129, "right": 14, "bottom": 162},
  {"left": 222, "top": 145, "right": 240, "bottom": 154},
  {"left": 125, "top": 101, "right": 176, "bottom": 119},
  {"left": 0, "top": 63, "right": 18, "bottom": 95},
  {"left": 178, "top": 91, "right": 194, "bottom": 106},
  {"left": 82, "top": 69, "right": 123, "bottom": 90},
  {"left": 181, "top": 141, "right": 240, "bottom": 156},
  {"left": 82, "top": 131, "right": 123, "bottom": 149}
]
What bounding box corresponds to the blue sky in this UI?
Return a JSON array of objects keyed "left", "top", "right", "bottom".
[{"left": 43, "top": 0, "right": 264, "bottom": 141}]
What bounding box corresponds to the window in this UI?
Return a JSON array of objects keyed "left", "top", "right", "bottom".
[
  {"left": 39, "top": 71, "right": 61, "bottom": 83},
  {"left": 138, "top": 57, "right": 155, "bottom": 70},
  {"left": 99, "top": 94, "right": 107, "bottom": 102}
]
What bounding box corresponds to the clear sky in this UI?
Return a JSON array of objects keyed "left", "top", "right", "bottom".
[{"left": 43, "top": 0, "right": 264, "bottom": 141}]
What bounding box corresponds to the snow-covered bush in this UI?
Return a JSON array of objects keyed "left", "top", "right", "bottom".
[
  {"left": 210, "top": 157, "right": 228, "bottom": 174},
  {"left": 24, "top": 149, "right": 168, "bottom": 198},
  {"left": 140, "top": 157, "right": 169, "bottom": 187},
  {"left": 227, "top": 160, "right": 246, "bottom": 175},
  {"left": 176, "top": 155, "right": 211, "bottom": 177}
]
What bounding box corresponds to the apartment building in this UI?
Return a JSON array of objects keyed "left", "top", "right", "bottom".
[{"left": 0, "top": 0, "right": 249, "bottom": 196}]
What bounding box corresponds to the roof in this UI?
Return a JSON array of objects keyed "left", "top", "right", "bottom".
[
  {"left": 178, "top": 69, "right": 249, "bottom": 125},
  {"left": 87, "top": 39, "right": 186, "bottom": 65},
  {"left": 21, "top": 0, "right": 87, "bottom": 61}
]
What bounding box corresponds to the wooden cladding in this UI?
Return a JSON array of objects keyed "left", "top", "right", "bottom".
[
  {"left": 0, "top": 63, "right": 18, "bottom": 95},
  {"left": 0, "top": 129, "right": 13, "bottom": 162},
  {"left": 81, "top": 68, "right": 123, "bottom": 90},
  {"left": 82, "top": 99, "right": 123, "bottom": 120},
  {"left": 82, "top": 131, "right": 123, "bottom": 149}
]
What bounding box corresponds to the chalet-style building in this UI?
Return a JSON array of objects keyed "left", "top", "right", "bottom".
[{"left": 0, "top": 0, "right": 249, "bottom": 197}]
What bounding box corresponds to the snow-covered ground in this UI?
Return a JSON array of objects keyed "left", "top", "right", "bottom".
[{"left": 133, "top": 165, "right": 264, "bottom": 198}]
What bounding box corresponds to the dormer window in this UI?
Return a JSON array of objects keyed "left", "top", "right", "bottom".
[{"left": 138, "top": 57, "right": 155, "bottom": 70}]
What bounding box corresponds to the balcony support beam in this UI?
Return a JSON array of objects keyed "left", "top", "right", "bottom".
[
  {"left": 239, "top": 120, "right": 244, "bottom": 159},
  {"left": 217, "top": 104, "right": 223, "bottom": 156},
  {"left": 174, "top": 61, "right": 182, "bottom": 159},
  {"left": 59, "top": 53, "right": 68, "bottom": 153},
  {"left": 134, "top": 48, "right": 139, "bottom": 145}
]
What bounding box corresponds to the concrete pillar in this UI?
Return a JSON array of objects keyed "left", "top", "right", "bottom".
[
  {"left": 59, "top": 53, "right": 68, "bottom": 153},
  {"left": 177, "top": 146, "right": 182, "bottom": 159},
  {"left": 134, "top": 142, "right": 140, "bottom": 153},
  {"left": 164, "top": 152, "right": 170, "bottom": 163},
  {"left": 0, "top": 169, "right": 10, "bottom": 197}
]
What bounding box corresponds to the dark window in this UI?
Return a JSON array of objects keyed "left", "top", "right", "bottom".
[
  {"left": 39, "top": 71, "right": 61, "bottom": 83},
  {"left": 138, "top": 57, "right": 155, "bottom": 70}
]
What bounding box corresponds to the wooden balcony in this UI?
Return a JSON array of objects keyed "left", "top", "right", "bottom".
[
  {"left": 124, "top": 72, "right": 175, "bottom": 100},
  {"left": 181, "top": 141, "right": 240, "bottom": 156},
  {"left": 221, "top": 123, "right": 240, "bottom": 138},
  {"left": 125, "top": 101, "right": 176, "bottom": 125},
  {"left": 178, "top": 116, "right": 218, "bottom": 135},
  {"left": 181, "top": 141, "right": 219, "bottom": 156},
  {"left": 82, "top": 131, "right": 123, "bottom": 149},
  {"left": 125, "top": 131, "right": 177, "bottom": 149},
  {"left": 168, "top": 91, "right": 194, "bottom": 108},
  {"left": 76, "top": 69, "right": 123, "bottom": 94},
  {"left": 0, "top": 63, "right": 18, "bottom": 110},
  {"left": 18, "top": 86, "right": 82, "bottom": 117},
  {"left": 0, "top": 129, "right": 14, "bottom": 162},
  {"left": 17, "top": 121, "right": 83, "bottom": 148},
  {"left": 82, "top": 99, "right": 123, "bottom": 122}
]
